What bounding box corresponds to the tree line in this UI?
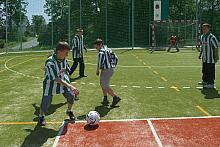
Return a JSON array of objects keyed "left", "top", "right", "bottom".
[{"left": 0, "top": 0, "right": 220, "bottom": 49}]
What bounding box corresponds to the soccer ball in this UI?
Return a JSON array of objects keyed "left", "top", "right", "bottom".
[{"left": 86, "top": 111, "right": 100, "bottom": 126}]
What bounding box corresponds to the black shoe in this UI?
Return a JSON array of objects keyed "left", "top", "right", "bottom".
[
  {"left": 66, "top": 110, "right": 75, "bottom": 121},
  {"left": 39, "top": 116, "right": 46, "bottom": 126},
  {"left": 101, "top": 99, "right": 110, "bottom": 106},
  {"left": 80, "top": 75, "right": 87, "bottom": 78},
  {"left": 111, "top": 96, "right": 121, "bottom": 107},
  {"left": 75, "top": 96, "right": 80, "bottom": 101}
]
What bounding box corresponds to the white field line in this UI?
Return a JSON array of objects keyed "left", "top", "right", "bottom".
[
  {"left": 132, "top": 86, "right": 141, "bottom": 88},
  {"left": 4, "top": 57, "right": 41, "bottom": 79},
  {"left": 183, "top": 87, "right": 191, "bottom": 89},
  {"left": 158, "top": 87, "right": 165, "bottom": 89},
  {"left": 121, "top": 85, "right": 128, "bottom": 88},
  {"left": 74, "top": 116, "right": 220, "bottom": 123},
  {"left": 84, "top": 62, "right": 213, "bottom": 68},
  {"left": 53, "top": 121, "right": 66, "bottom": 147},
  {"left": 2, "top": 116, "right": 220, "bottom": 125},
  {"left": 147, "top": 120, "right": 164, "bottom": 147}
]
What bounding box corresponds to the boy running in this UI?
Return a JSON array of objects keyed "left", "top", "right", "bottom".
[{"left": 39, "top": 42, "right": 79, "bottom": 125}]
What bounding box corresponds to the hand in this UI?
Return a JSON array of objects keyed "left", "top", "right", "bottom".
[
  {"left": 69, "top": 85, "right": 79, "bottom": 96},
  {"left": 96, "top": 70, "right": 99, "bottom": 76}
]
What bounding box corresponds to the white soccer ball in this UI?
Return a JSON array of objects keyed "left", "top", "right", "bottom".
[{"left": 86, "top": 111, "right": 100, "bottom": 126}]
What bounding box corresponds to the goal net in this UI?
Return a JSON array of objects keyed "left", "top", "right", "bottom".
[{"left": 150, "top": 20, "right": 198, "bottom": 51}]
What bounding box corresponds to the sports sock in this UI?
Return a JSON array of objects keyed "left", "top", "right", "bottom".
[
  {"left": 103, "top": 96, "right": 108, "bottom": 101},
  {"left": 67, "top": 109, "right": 72, "bottom": 112}
]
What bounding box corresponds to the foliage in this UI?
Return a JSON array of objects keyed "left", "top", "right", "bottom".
[
  {"left": 0, "top": 39, "right": 5, "bottom": 48},
  {"left": 32, "top": 15, "right": 47, "bottom": 36}
]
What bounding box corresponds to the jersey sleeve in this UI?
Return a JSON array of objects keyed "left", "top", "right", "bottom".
[
  {"left": 45, "top": 62, "right": 58, "bottom": 81},
  {"left": 98, "top": 52, "right": 105, "bottom": 69},
  {"left": 72, "top": 37, "right": 78, "bottom": 49},
  {"left": 211, "top": 36, "right": 219, "bottom": 49}
]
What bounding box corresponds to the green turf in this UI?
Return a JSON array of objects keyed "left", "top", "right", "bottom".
[{"left": 0, "top": 49, "right": 220, "bottom": 146}]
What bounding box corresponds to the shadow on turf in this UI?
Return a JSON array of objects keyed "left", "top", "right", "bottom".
[
  {"left": 84, "top": 124, "right": 99, "bottom": 131},
  {"left": 21, "top": 124, "right": 58, "bottom": 147},
  {"left": 200, "top": 88, "right": 220, "bottom": 99},
  {"left": 70, "top": 76, "right": 82, "bottom": 82},
  {"left": 32, "top": 102, "right": 66, "bottom": 121},
  {"left": 77, "top": 105, "right": 119, "bottom": 120}
]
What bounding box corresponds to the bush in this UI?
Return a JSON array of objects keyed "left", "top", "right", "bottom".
[
  {"left": 22, "top": 37, "right": 28, "bottom": 42},
  {"left": 0, "top": 39, "right": 5, "bottom": 48}
]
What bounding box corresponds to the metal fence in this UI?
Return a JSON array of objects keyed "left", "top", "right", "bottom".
[{"left": 1, "top": 0, "right": 219, "bottom": 53}]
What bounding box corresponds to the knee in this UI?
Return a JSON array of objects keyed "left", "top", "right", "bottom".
[{"left": 67, "top": 97, "right": 74, "bottom": 104}]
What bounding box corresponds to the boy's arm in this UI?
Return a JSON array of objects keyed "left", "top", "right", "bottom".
[
  {"left": 84, "top": 45, "right": 87, "bottom": 52},
  {"left": 96, "top": 52, "right": 105, "bottom": 76},
  {"left": 216, "top": 48, "right": 219, "bottom": 62},
  {"left": 199, "top": 48, "right": 203, "bottom": 59},
  {"left": 55, "top": 78, "right": 79, "bottom": 95}
]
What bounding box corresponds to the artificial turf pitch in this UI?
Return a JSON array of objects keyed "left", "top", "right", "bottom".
[{"left": 0, "top": 49, "right": 220, "bottom": 146}]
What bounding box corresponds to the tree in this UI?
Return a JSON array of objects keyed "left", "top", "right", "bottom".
[
  {"left": 32, "top": 15, "right": 46, "bottom": 36},
  {"left": 0, "top": 0, "right": 28, "bottom": 41}
]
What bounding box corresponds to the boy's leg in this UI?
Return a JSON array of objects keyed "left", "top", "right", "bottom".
[
  {"left": 69, "top": 58, "right": 79, "bottom": 75},
  {"left": 63, "top": 92, "right": 75, "bottom": 120},
  {"left": 175, "top": 44, "right": 180, "bottom": 52},
  {"left": 100, "top": 69, "right": 120, "bottom": 107},
  {"left": 167, "top": 44, "right": 172, "bottom": 52},
  {"left": 202, "top": 63, "right": 209, "bottom": 83},
  {"left": 79, "top": 57, "right": 86, "bottom": 77},
  {"left": 207, "top": 63, "right": 215, "bottom": 84},
  {"left": 39, "top": 95, "right": 53, "bottom": 125},
  {"left": 101, "top": 88, "right": 109, "bottom": 105}
]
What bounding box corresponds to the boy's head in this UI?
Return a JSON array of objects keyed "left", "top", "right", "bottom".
[
  {"left": 94, "top": 38, "right": 104, "bottom": 51},
  {"left": 55, "top": 42, "right": 71, "bottom": 60},
  {"left": 202, "top": 23, "right": 211, "bottom": 35},
  {"left": 76, "top": 28, "right": 83, "bottom": 36}
]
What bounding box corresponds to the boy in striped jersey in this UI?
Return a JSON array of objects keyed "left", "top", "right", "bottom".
[
  {"left": 69, "top": 28, "right": 87, "bottom": 77},
  {"left": 199, "top": 23, "right": 219, "bottom": 88},
  {"left": 39, "top": 42, "right": 79, "bottom": 125},
  {"left": 94, "top": 39, "right": 121, "bottom": 107}
]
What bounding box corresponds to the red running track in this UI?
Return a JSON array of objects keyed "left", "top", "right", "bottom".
[{"left": 54, "top": 117, "right": 220, "bottom": 147}]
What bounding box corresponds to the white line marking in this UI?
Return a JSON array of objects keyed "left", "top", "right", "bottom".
[
  {"left": 53, "top": 121, "right": 66, "bottom": 147},
  {"left": 76, "top": 116, "right": 220, "bottom": 122},
  {"left": 132, "top": 86, "right": 141, "bottom": 88},
  {"left": 71, "top": 82, "right": 77, "bottom": 84},
  {"left": 110, "top": 85, "right": 116, "bottom": 87},
  {"left": 89, "top": 83, "right": 96, "bottom": 85},
  {"left": 80, "top": 82, "right": 86, "bottom": 85},
  {"left": 121, "top": 85, "right": 128, "bottom": 88},
  {"left": 170, "top": 86, "right": 178, "bottom": 89},
  {"left": 84, "top": 63, "right": 206, "bottom": 68},
  {"left": 148, "top": 115, "right": 220, "bottom": 121},
  {"left": 158, "top": 87, "right": 165, "bottom": 89},
  {"left": 4, "top": 57, "right": 41, "bottom": 79},
  {"left": 196, "top": 87, "right": 203, "bottom": 89},
  {"left": 183, "top": 87, "right": 191, "bottom": 89},
  {"left": 147, "top": 119, "right": 163, "bottom": 147}
]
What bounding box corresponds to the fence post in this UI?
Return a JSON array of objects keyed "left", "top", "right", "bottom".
[
  {"left": 105, "top": 0, "right": 108, "bottom": 45},
  {"left": 131, "top": 0, "right": 134, "bottom": 49},
  {"left": 5, "top": 0, "right": 8, "bottom": 53}
]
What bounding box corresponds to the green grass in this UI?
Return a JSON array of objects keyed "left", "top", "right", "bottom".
[{"left": 0, "top": 49, "right": 220, "bottom": 146}]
